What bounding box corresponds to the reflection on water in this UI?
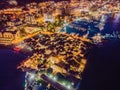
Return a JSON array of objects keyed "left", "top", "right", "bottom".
[
  {"left": 0, "top": 49, "right": 28, "bottom": 90},
  {"left": 62, "top": 13, "right": 120, "bottom": 37}
]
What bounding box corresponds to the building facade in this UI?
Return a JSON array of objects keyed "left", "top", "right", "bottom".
[
  {"left": 71, "top": 0, "right": 79, "bottom": 3},
  {"left": 0, "top": 28, "right": 20, "bottom": 45}
]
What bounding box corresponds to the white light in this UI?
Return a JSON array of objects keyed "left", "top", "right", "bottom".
[
  {"left": 39, "top": 83, "right": 42, "bottom": 86},
  {"left": 67, "top": 85, "right": 71, "bottom": 89},
  {"left": 53, "top": 77, "right": 57, "bottom": 81},
  {"left": 71, "top": 82, "right": 74, "bottom": 86},
  {"left": 62, "top": 82, "right": 66, "bottom": 86},
  {"left": 49, "top": 74, "right": 53, "bottom": 78},
  {"left": 29, "top": 73, "right": 35, "bottom": 80}
]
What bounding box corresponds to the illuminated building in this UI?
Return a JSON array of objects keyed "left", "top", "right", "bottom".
[
  {"left": 7, "top": 0, "right": 18, "bottom": 6},
  {"left": 44, "top": 13, "right": 55, "bottom": 23},
  {"left": 2, "top": 8, "right": 22, "bottom": 14},
  {"left": 24, "top": 27, "right": 41, "bottom": 34},
  {"left": 0, "top": 27, "right": 20, "bottom": 45},
  {"left": 54, "top": 8, "right": 62, "bottom": 16},
  {"left": 70, "top": 7, "right": 80, "bottom": 16},
  {"left": 24, "top": 15, "right": 37, "bottom": 24},
  {"left": 7, "top": 21, "right": 15, "bottom": 27},
  {"left": 71, "top": 0, "right": 79, "bottom": 3}
]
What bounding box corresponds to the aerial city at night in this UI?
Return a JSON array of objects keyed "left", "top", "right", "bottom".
[{"left": 0, "top": 0, "right": 120, "bottom": 90}]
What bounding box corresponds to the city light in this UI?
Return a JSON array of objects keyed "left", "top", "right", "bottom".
[
  {"left": 49, "top": 74, "right": 53, "bottom": 78},
  {"left": 0, "top": 0, "right": 120, "bottom": 90},
  {"left": 67, "top": 85, "right": 71, "bottom": 89},
  {"left": 39, "top": 83, "right": 42, "bottom": 86},
  {"left": 53, "top": 76, "right": 57, "bottom": 81},
  {"left": 62, "top": 82, "right": 66, "bottom": 86},
  {"left": 29, "top": 73, "right": 35, "bottom": 80}
]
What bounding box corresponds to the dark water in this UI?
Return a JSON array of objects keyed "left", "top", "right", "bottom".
[
  {"left": 0, "top": 49, "right": 27, "bottom": 90},
  {"left": 80, "top": 40, "right": 120, "bottom": 90},
  {"left": 79, "top": 14, "right": 120, "bottom": 90}
]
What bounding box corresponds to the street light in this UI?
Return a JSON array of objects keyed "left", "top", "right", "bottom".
[
  {"left": 49, "top": 74, "right": 53, "bottom": 78},
  {"left": 53, "top": 76, "right": 57, "bottom": 81},
  {"left": 29, "top": 73, "right": 35, "bottom": 80},
  {"left": 62, "top": 82, "right": 66, "bottom": 86},
  {"left": 67, "top": 85, "right": 71, "bottom": 89},
  {"left": 39, "top": 83, "right": 42, "bottom": 86}
]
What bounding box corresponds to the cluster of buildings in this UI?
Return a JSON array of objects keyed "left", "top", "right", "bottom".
[
  {"left": 0, "top": 0, "right": 119, "bottom": 89},
  {"left": 18, "top": 32, "right": 91, "bottom": 90},
  {"left": 0, "top": 27, "right": 20, "bottom": 45},
  {"left": 0, "top": 0, "right": 120, "bottom": 45}
]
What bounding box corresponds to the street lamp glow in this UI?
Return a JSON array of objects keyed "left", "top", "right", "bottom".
[
  {"left": 39, "top": 83, "right": 42, "bottom": 86},
  {"left": 53, "top": 76, "right": 57, "bottom": 81},
  {"left": 62, "top": 82, "right": 66, "bottom": 86},
  {"left": 29, "top": 73, "right": 35, "bottom": 80},
  {"left": 49, "top": 74, "right": 53, "bottom": 78},
  {"left": 67, "top": 85, "right": 71, "bottom": 89}
]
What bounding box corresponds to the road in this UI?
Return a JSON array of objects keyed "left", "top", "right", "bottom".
[{"left": 40, "top": 74, "right": 75, "bottom": 90}]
